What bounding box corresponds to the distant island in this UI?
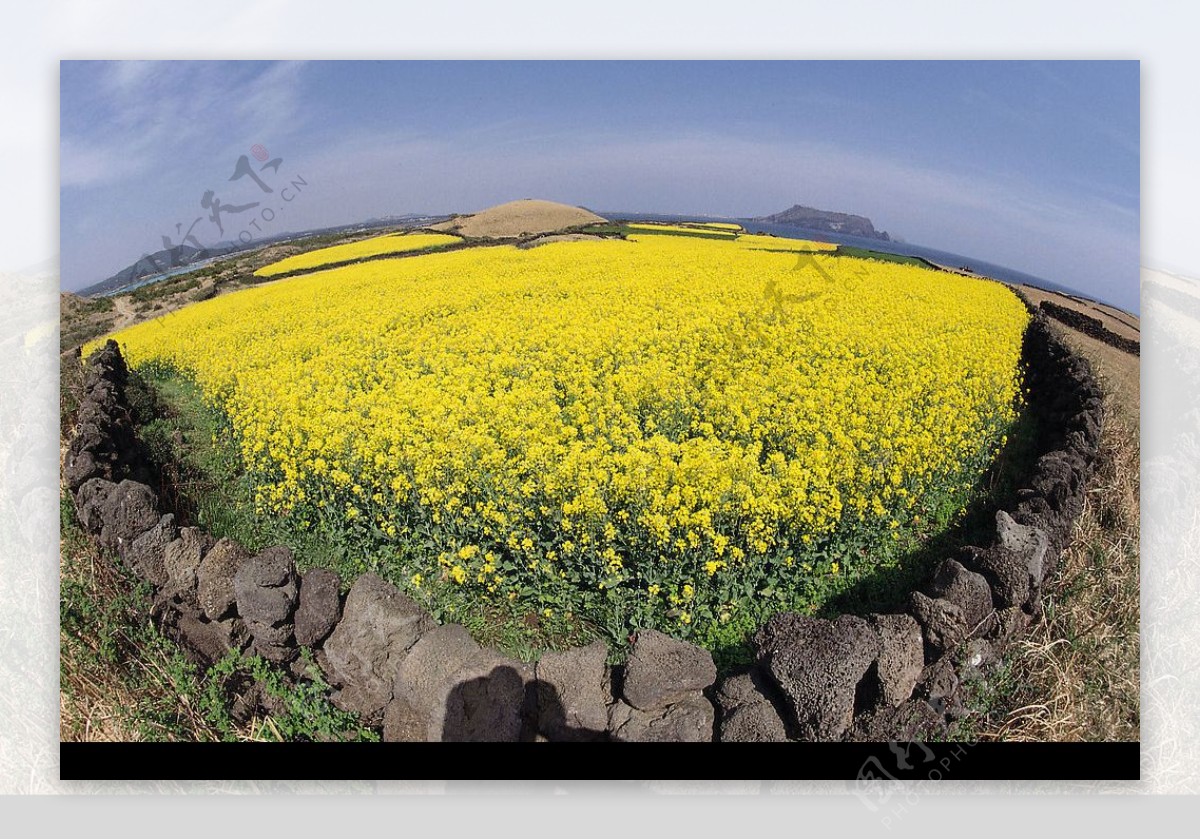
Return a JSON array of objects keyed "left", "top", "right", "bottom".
[{"left": 752, "top": 204, "right": 890, "bottom": 242}]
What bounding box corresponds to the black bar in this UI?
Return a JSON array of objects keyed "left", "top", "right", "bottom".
[{"left": 61, "top": 742, "right": 1139, "bottom": 781}]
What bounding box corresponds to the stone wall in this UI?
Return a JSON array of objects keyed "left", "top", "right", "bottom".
[
  {"left": 64, "top": 314, "right": 1103, "bottom": 742},
  {"left": 1039, "top": 299, "right": 1140, "bottom": 357}
]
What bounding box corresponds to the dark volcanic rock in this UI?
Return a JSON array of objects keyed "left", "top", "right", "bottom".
[
  {"left": 909, "top": 591, "right": 968, "bottom": 654},
  {"left": 294, "top": 567, "right": 342, "bottom": 648},
  {"left": 393, "top": 624, "right": 530, "bottom": 742},
  {"left": 321, "top": 573, "right": 433, "bottom": 719},
  {"left": 995, "top": 510, "right": 1050, "bottom": 588},
  {"left": 714, "top": 670, "right": 790, "bottom": 743},
  {"left": 234, "top": 546, "right": 299, "bottom": 626},
  {"left": 393, "top": 624, "right": 482, "bottom": 709},
  {"left": 608, "top": 693, "right": 715, "bottom": 742},
  {"left": 959, "top": 544, "right": 1030, "bottom": 611},
  {"left": 74, "top": 477, "right": 116, "bottom": 535},
  {"left": 163, "top": 526, "right": 212, "bottom": 603},
  {"left": 97, "top": 479, "right": 160, "bottom": 555},
  {"left": 125, "top": 513, "right": 175, "bottom": 587},
  {"left": 753, "top": 613, "right": 880, "bottom": 741},
  {"left": 535, "top": 641, "right": 611, "bottom": 741},
  {"left": 440, "top": 659, "right": 531, "bottom": 742},
  {"left": 846, "top": 698, "right": 948, "bottom": 742},
  {"left": 177, "top": 612, "right": 249, "bottom": 666},
  {"left": 990, "top": 605, "right": 1031, "bottom": 643},
  {"left": 382, "top": 695, "right": 426, "bottom": 742},
  {"left": 928, "top": 559, "right": 993, "bottom": 630},
  {"left": 64, "top": 448, "right": 101, "bottom": 491},
  {"left": 622, "top": 629, "right": 716, "bottom": 711},
  {"left": 233, "top": 546, "right": 300, "bottom": 662},
  {"left": 866, "top": 613, "right": 924, "bottom": 708},
  {"left": 916, "top": 657, "right": 962, "bottom": 717},
  {"left": 1039, "top": 299, "right": 1139, "bottom": 356},
  {"left": 196, "top": 537, "right": 250, "bottom": 621}
]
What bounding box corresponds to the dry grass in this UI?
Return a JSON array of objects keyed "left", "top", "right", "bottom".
[
  {"left": 58, "top": 354, "right": 270, "bottom": 743},
  {"left": 429, "top": 199, "right": 605, "bottom": 239},
  {"left": 59, "top": 505, "right": 232, "bottom": 742},
  {"left": 971, "top": 308, "right": 1141, "bottom": 742}
]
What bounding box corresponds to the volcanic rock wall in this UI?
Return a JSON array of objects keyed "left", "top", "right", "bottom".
[
  {"left": 64, "top": 314, "right": 1103, "bottom": 742},
  {"left": 1039, "top": 299, "right": 1140, "bottom": 356}
]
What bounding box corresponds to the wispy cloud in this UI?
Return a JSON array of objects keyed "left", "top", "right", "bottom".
[
  {"left": 297, "top": 126, "right": 1138, "bottom": 307},
  {"left": 60, "top": 61, "right": 309, "bottom": 189}
]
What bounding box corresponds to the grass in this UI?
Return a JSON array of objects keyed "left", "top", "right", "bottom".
[
  {"left": 60, "top": 361, "right": 378, "bottom": 743},
  {"left": 822, "top": 404, "right": 1042, "bottom": 619},
  {"left": 60, "top": 479, "right": 379, "bottom": 743},
  {"left": 247, "top": 238, "right": 471, "bottom": 283},
  {"left": 60, "top": 297, "right": 118, "bottom": 353},
  {"left": 626, "top": 228, "right": 740, "bottom": 241},
  {"left": 60, "top": 489, "right": 225, "bottom": 742},
  {"left": 952, "top": 320, "right": 1140, "bottom": 742},
  {"left": 832, "top": 246, "right": 930, "bottom": 268}
]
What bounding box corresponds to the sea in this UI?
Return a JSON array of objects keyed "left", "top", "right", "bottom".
[
  {"left": 599, "top": 211, "right": 1100, "bottom": 307},
  {"left": 106, "top": 254, "right": 227, "bottom": 296}
]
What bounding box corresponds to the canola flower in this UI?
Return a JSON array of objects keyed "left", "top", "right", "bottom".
[
  {"left": 253, "top": 232, "right": 461, "bottom": 278},
  {"left": 94, "top": 234, "right": 1028, "bottom": 639},
  {"left": 729, "top": 233, "right": 838, "bottom": 252}
]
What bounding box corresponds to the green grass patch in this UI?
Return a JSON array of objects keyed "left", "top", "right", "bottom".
[
  {"left": 623, "top": 225, "right": 738, "bottom": 241},
  {"left": 246, "top": 240, "right": 473, "bottom": 284},
  {"left": 832, "top": 246, "right": 931, "bottom": 268}
]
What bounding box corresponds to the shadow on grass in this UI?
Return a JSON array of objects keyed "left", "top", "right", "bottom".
[{"left": 821, "top": 404, "right": 1043, "bottom": 618}]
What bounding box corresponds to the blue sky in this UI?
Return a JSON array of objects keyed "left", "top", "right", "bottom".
[{"left": 60, "top": 60, "right": 1139, "bottom": 311}]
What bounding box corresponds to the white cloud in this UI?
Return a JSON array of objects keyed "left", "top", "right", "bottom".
[
  {"left": 60, "top": 60, "right": 309, "bottom": 189},
  {"left": 295, "top": 126, "right": 1138, "bottom": 308}
]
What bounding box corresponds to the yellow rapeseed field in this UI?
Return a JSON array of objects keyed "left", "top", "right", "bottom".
[
  {"left": 95, "top": 234, "right": 1028, "bottom": 640},
  {"left": 253, "top": 232, "right": 461, "bottom": 278},
  {"left": 726, "top": 233, "right": 838, "bottom": 253}
]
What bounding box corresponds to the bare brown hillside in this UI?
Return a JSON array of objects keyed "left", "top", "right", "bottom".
[{"left": 429, "top": 199, "right": 605, "bottom": 239}]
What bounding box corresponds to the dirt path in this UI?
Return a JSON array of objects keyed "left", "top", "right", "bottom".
[{"left": 111, "top": 295, "right": 137, "bottom": 330}]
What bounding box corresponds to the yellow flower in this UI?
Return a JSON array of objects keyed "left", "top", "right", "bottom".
[
  {"left": 253, "top": 232, "right": 461, "bottom": 278},
  {"left": 410, "top": 573, "right": 423, "bottom": 588},
  {"left": 95, "top": 231, "right": 1026, "bottom": 624}
]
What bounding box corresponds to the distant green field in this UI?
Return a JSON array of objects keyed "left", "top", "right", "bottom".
[{"left": 833, "top": 246, "right": 930, "bottom": 268}]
